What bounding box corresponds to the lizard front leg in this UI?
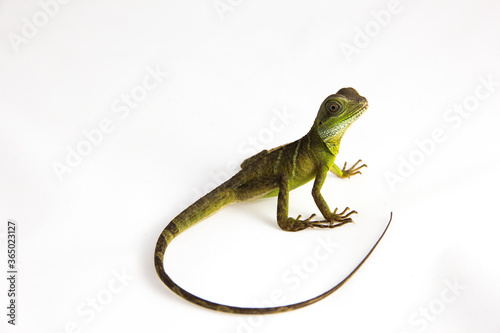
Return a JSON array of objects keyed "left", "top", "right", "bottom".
[
  {"left": 276, "top": 169, "right": 354, "bottom": 232},
  {"left": 330, "top": 159, "right": 367, "bottom": 178},
  {"left": 310, "top": 166, "right": 357, "bottom": 228}
]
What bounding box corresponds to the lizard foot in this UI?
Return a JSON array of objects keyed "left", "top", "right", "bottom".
[
  {"left": 279, "top": 208, "right": 356, "bottom": 231},
  {"left": 310, "top": 207, "right": 357, "bottom": 228},
  {"left": 295, "top": 213, "right": 316, "bottom": 223},
  {"left": 341, "top": 160, "right": 367, "bottom": 178},
  {"left": 279, "top": 214, "right": 316, "bottom": 231}
]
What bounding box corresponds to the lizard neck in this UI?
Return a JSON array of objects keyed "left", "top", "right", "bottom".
[{"left": 308, "top": 123, "right": 343, "bottom": 157}]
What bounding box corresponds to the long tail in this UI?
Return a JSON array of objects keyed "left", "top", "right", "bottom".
[{"left": 155, "top": 199, "right": 393, "bottom": 314}]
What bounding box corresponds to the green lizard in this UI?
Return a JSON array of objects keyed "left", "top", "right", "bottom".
[{"left": 154, "top": 87, "right": 392, "bottom": 314}]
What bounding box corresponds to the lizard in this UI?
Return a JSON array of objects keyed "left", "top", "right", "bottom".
[{"left": 154, "top": 87, "right": 392, "bottom": 314}]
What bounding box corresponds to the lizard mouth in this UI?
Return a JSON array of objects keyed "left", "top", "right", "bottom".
[
  {"left": 348, "top": 102, "right": 368, "bottom": 120},
  {"left": 359, "top": 102, "right": 369, "bottom": 112}
]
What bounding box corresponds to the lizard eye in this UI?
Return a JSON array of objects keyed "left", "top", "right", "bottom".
[{"left": 327, "top": 102, "right": 341, "bottom": 113}]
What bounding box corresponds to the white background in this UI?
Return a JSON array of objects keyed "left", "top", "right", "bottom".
[{"left": 1, "top": 0, "right": 500, "bottom": 332}]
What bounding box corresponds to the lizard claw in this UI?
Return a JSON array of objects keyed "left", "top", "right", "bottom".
[
  {"left": 341, "top": 160, "right": 367, "bottom": 178},
  {"left": 296, "top": 214, "right": 316, "bottom": 222},
  {"left": 310, "top": 207, "right": 357, "bottom": 228},
  {"left": 333, "top": 207, "right": 357, "bottom": 220},
  {"left": 310, "top": 219, "right": 353, "bottom": 229}
]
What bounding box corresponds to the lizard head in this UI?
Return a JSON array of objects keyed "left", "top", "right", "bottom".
[{"left": 314, "top": 87, "right": 368, "bottom": 145}]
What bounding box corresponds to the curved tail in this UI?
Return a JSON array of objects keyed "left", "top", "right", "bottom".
[{"left": 155, "top": 205, "right": 393, "bottom": 314}]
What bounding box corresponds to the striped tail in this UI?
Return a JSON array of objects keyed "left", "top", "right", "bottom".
[{"left": 155, "top": 188, "right": 393, "bottom": 314}]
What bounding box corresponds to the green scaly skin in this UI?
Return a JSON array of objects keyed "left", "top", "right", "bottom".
[{"left": 154, "top": 87, "right": 392, "bottom": 314}]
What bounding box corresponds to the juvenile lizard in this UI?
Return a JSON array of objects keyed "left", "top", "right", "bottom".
[{"left": 154, "top": 87, "right": 392, "bottom": 314}]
